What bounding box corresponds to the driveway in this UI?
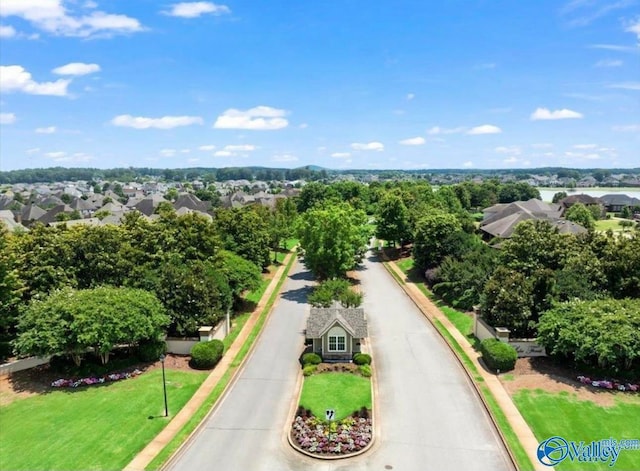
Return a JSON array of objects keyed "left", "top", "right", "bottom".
[{"left": 167, "top": 254, "right": 513, "bottom": 471}]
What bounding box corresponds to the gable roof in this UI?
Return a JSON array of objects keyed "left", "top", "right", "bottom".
[
  {"left": 306, "top": 306, "right": 367, "bottom": 339},
  {"left": 599, "top": 194, "right": 640, "bottom": 206}
]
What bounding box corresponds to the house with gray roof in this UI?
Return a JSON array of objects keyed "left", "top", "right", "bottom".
[
  {"left": 480, "top": 199, "right": 564, "bottom": 239},
  {"left": 599, "top": 194, "right": 640, "bottom": 213},
  {"left": 306, "top": 305, "right": 367, "bottom": 361}
]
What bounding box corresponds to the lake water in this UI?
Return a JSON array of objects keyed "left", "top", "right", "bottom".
[{"left": 537, "top": 188, "right": 640, "bottom": 202}]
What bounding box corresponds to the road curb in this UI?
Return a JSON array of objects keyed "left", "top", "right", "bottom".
[
  {"left": 380, "top": 258, "right": 522, "bottom": 471},
  {"left": 124, "top": 251, "right": 297, "bottom": 471}
]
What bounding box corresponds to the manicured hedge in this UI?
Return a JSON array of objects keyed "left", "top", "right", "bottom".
[
  {"left": 302, "top": 352, "right": 322, "bottom": 366},
  {"left": 480, "top": 338, "right": 517, "bottom": 372},
  {"left": 190, "top": 339, "right": 224, "bottom": 369},
  {"left": 353, "top": 353, "right": 371, "bottom": 365}
]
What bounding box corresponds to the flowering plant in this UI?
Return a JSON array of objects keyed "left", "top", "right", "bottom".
[
  {"left": 51, "top": 369, "right": 142, "bottom": 388},
  {"left": 291, "top": 413, "right": 373, "bottom": 456},
  {"left": 577, "top": 375, "right": 639, "bottom": 392}
]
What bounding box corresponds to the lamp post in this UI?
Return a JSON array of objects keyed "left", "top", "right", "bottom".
[{"left": 159, "top": 354, "right": 168, "bottom": 417}]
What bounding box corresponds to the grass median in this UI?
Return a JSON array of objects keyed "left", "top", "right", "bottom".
[{"left": 300, "top": 373, "right": 371, "bottom": 421}]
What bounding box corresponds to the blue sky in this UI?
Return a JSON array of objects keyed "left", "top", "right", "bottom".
[{"left": 0, "top": 0, "right": 638, "bottom": 171}]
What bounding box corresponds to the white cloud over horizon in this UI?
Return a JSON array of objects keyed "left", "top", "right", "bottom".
[
  {"left": 331, "top": 152, "right": 351, "bottom": 158},
  {"left": 111, "top": 114, "right": 204, "bottom": 129},
  {"left": 213, "top": 106, "right": 288, "bottom": 130},
  {"left": 351, "top": 141, "right": 384, "bottom": 151},
  {"left": 427, "top": 126, "right": 465, "bottom": 135},
  {"left": 0, "top": 0, "right": 144, "bottom": 38},
  {"left": 0, "top": 112, "right": 16, "bottom": 124},
  {"left": 399, "top": 136, "right": 426, "bottom": 146},
  {"left": 467, "top": 124, "right": 502, "bottom": 135},
  {"left": 163, "top": 2, "right": 230, "bottom": 18},
  {"left": 35, "top": 126, "right": 57, "bottom": 134},
  {"left": 530, "top": 108, "right": 584, "bottom": 120},
  {"left": 52, "top": 62, "right": 100, "bottom": 76},
  {"left": 0, "top": 65, "right": 70, "bottom": 96},
  {"left": 0, "top": 25, "right": 16, "bottom": 37}
]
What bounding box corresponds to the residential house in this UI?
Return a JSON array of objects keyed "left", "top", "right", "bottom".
[
  {"left": 480, "top": 199, "right": 564, "bottom": 239},
  {"left": 599, "top": 194, "right": 640, "bottom": 213}
]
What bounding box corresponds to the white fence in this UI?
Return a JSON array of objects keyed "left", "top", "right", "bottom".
[
  {"left": 165, "top": 338, "right": 199, "bottom": 355},
  {"left": 0, "top": 356, "right": 51, "bottom": 376},
  {"left": 473, "top": 312, "right": 546, "bottom": 358}
]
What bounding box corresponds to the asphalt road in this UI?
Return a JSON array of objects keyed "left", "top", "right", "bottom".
[{"left": 167, "top": 254, "right": 513, "bottom": 471}]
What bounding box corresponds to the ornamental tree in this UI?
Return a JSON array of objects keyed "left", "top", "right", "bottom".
[
  {"left": 296, "top": 202, "right": 370, "bottom": 279},
  {"left": 15, "top": 287, "right": 168, "bottom": 365}
]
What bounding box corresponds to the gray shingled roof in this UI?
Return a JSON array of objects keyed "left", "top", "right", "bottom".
[{"left": 306, "top": 307, "right": 367, "bottom": 339}]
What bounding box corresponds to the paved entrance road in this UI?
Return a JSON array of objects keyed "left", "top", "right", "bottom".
[{"left": 167, "top": 254, "right": 513, "bottom": 471}]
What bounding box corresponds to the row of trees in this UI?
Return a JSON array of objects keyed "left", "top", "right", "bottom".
[{"left": 1, "top": 200, "right": 301, "bottom": 364}]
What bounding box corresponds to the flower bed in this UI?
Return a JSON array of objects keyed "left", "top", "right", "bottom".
[
  {"left": 290, "top": 411, "right": 373, "bottom": 456},
  {"left": 577, "top": 375, "right": 639, "bottom": 392},
  {"left": 51, "top": 369, "right": 142, "bottom": 388}
]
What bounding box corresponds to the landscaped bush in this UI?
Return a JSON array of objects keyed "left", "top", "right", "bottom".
[
  {"left": 358, "top": 365, "right": 372, "bottom": 377},
  {"left": 0, "top": 340, "right": 13, "bottom": 363},
  {"left": 480, "top": 338, "right": 517, "bottom": 372},
  {"left": 137, "top": 339, "right": 166, "bottom": 362},
  {"left": 353, "top": 353, "right": 371, "bottom": 365},
  {"left": 190, "top": 339, "right": 224, "bottom": 369},
  {"left": 302, "top": 352, "right": 322, "bottom": 366},
  {"left": 303, "top": 365, "right": 317, "bottom": 376},
  {"left": 308, "top": 278, "right": 362, "bottom": 308}
]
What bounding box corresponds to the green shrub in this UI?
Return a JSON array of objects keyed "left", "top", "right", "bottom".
[
  {"left": 190, "top": 339, "right": 224, "bottom": 369},
  {"left": 301, "top": 352, "right": 322, "bottom": 366},
  {"left": 308, "top": 279, "right": 362, "bottom": 308},
  {"left": 480, "top": 338, "right": 517, "bottom": 372},
  {"left": 339, "top": 289, "right": 363, "bottom": 308},
  {"left": 137, "top": 339, "right": 166, "bottom": 362},
  {"left": 359, "top": 365, "right": 372, "bottom": 377},
  {"left": 353, "top": 353, "right": 371, "bottom": 365},
  {"left": 303, "top": 365, "right": 317, "bottom": 376},
  {"left": 0, "top": 341, "right": 13, "bottom": 362}
]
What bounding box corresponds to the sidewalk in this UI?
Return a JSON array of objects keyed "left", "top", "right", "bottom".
[
  {"left": 124, "top": 252, "right": 296, "bottom": 471},
  {"left": 384, "top": 260, "right": 548, "bottom": 471}
]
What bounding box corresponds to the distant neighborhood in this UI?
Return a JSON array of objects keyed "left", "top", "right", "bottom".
[{"left": 0, "top": 167, "right": 639, "bottom": 233}]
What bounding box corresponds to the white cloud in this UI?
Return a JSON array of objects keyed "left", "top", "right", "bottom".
[
  {"left": 163, "top": 2, "right": 230, "bottom": 18},
  {"left": 45, "top": 151, "right": 66, "bottom": 158},
  {"left": 530, "top": 107, "right": 583, "bottom": 120},
  {"left": 272, "top": 154, "right": 298, "bottom": 162},
  {"left": 0, "top": 65, "right": 70, "bottom": 96},
  {"left": 224, "top": 144, "right": 256, "bottom": 151},
  {"left": 503, "top": 156, "right": 518, "bottom": 164},
  {"left": 0, "top": 25, "right": 16, "bottom": 37},
  {"left": 198, "top": 144, "right": 216, "bottom": 151},
  {"left": 589, "top": 44, "right": 637, "bottom": 53},
  {"left": 406, "top": 93, "right": 415, "bottom": 101},
  {"left": 298, "top": 123, "right": 308, "bottom": 129},
  {"left": 351, "top": 141, "right": 384, "bottom": 151},
  {"left": 427, "top": 126, "right": 465, "bottom": 135},
  {"left": 52, "top": 62, "right": 100, "bottom": 76},
  {"left": 573, "top": 143, "right": 597, "bottom": 149},
  {"left": 111, "top": 114, "right": 203, "bottom": 129},
  {"left": 214, "top": 150, "right": 232, "bottom": 157},
  {"left": 467, "top": 124, "right": 502, "bottom": 135},
  {"left": 187, "top": 158, "right": 200, "bottom": 163},
  {"left": 463, "top": 161, "right": 474, "bottom": 168},
  {"left": 625, "top": 17, "right": 640, "bottom": 41},
  {"left": 399, "top": 136, "right": 425, "bottom": 146},
  {"left": 0, "top": 0, "right": 144, "bottom": 37},
  {"left": 612, "top": 124, "right": 640, "bottom": 132},
  {"left": 495, "top": 146, "right": 521, "bottom": 154},
  {"left": 160, "top": 148, "right": 176, "bottom": 157},
  {"left": 26, "top": 147, "right": 40, "bottom": 154},
  {"left": 594, "top": 59, "right": 623, "bottom": 67},
  {"left": 36, "top": 126, "right": 56, "bottom": 134},
  {"left": 331, "top": 152, "right": 351, "bottom": 158},
  {"left": 0, "top": 112, "right": 16, "bottom": 124},
  {"left": 608, "top": 82, "right": 640, "bottom": 90},
  {"left": 213, "top": 105, "right": 288, "bottom": 130}
]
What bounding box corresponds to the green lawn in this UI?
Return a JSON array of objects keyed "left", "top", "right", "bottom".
[
  {"left": 513, "top": 389, "right": 640, "bottom": 471},
  {"left": 0, "top": 369, "right": 207, "bottom": 471},
  {"left": 595, "top": 219, "right": 625, "bottom": 232},
  {"left": 300, "top": 373, "right": 371, "bottom": 421},
  {"left": 396, "top": 257, "right": 415, "bottom": 274}
]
